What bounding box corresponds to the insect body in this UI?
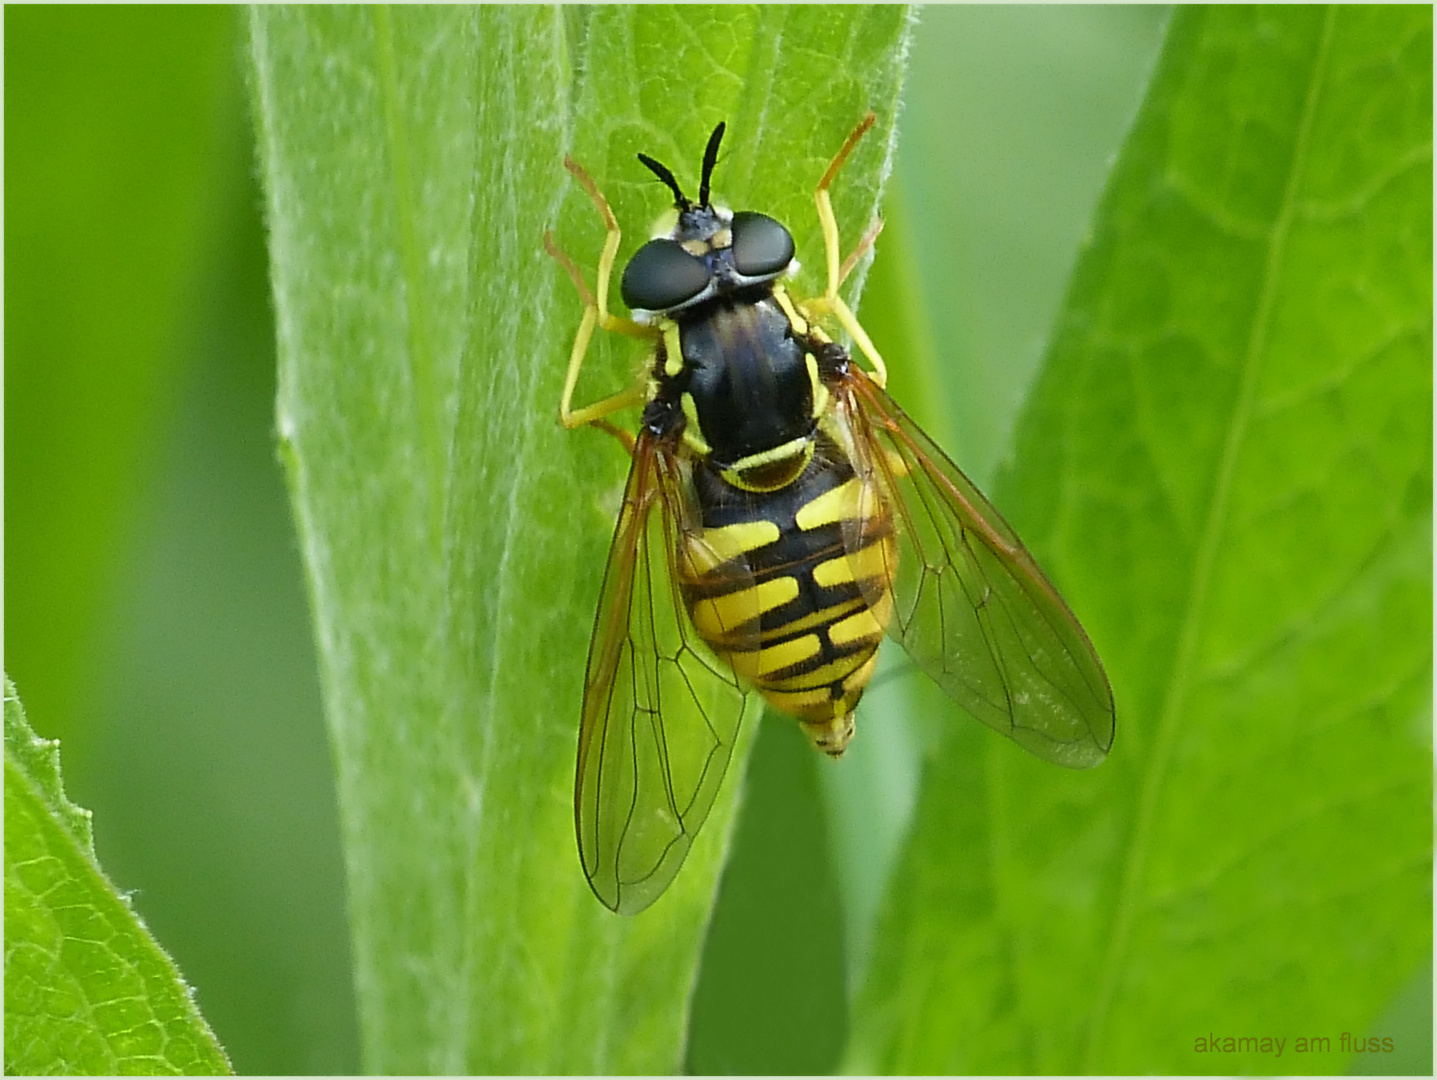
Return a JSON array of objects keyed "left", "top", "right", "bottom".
[{"left": 545, "top": 116, "right": 1114, "bottom": 915}]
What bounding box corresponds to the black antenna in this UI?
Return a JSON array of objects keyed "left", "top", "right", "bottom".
[
  {"left": 637, "top": 152, "right": 689, "bottom": 209},
  {"left": 698, "top": 122, "right": 725, "bottom": 208}
]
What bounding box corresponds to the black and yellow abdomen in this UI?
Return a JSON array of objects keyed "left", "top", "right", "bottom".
[{"left": 678, "top": 434, "right": 896, "bottom": 756}]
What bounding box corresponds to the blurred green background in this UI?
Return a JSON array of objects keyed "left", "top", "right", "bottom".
[{"left": 5, "top": 6, "right": 1220, "bottom": 1073}]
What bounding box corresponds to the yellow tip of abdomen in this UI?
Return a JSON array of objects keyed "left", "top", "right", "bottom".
[{"left": 799, "top": 710, "right": 855, "bottom": 757}]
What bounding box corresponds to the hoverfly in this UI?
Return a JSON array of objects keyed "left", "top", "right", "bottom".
[{"left": 544, "top": 114, "right": 1114, "bottom": 915}]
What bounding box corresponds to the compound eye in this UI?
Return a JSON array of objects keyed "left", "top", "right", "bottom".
[
  {"left": 729, "top": 211, "right": 795, "bottom": 278},
  {"left": 620, "top": 239, "right": 710, "bottom": 311}
]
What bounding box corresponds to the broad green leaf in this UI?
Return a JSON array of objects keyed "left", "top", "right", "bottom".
[
  {"left": 4, "top": 7, "right": 238, "bottom": 744},
  {"left": 813, "top": 8, "right": 1171, "bottom": 1009},
  {"left": 848, "top": 6, "right": 1431, "bottom": 1075},
  {"left": 7, "top": 11, "right": 359, "bottom": 1072},
  {"left": 4, "top": 677, "right": 232, "bottom": 1075},
  {"left": 247, "top": 6, "right": 910, "bottom": 1072}
]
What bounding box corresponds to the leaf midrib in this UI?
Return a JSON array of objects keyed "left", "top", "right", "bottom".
[{"left": 1080, "top": 7, "right": 1339, "bottom": 1067}]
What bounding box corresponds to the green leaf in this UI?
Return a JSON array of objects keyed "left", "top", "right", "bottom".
[
  {"left": 246, "top": 6, "right": 911, "bottom": 1072},
  {"left": 4, "top": 677, "right": 232, "bottom": 1075},
  {"left": 848, "top": 6, "right": 1431, "bottom": 1075},
  {"left": 4, "top": 6, "right": 239, "bottom": 745}
]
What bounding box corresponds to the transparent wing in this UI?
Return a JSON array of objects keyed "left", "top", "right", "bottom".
[
  {"left": 574, "top": 434, "right": 751, "bottom": 914},
  {"left": 836, "top": 374, "right": 1115, "bottom": 767}
]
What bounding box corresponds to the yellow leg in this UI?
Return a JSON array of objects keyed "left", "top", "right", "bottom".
[
  {"left": 809, "top": 112, "right": 889, "bottom": 389},
  {"left": 839, "top": 215, "right": 885, "bottom": 288},
  {"left": 546, "top": 155, "right": 657, "bottom": 431}
]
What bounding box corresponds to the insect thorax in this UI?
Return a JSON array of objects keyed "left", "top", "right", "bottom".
[{"left": 647, "top": 288, "right": 841, "bottom": 494}]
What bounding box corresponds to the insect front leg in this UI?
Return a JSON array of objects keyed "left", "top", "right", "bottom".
[
  {"left": 808, "top": 112, "right": 889, "bottom": 389},
  {"left": 545, "top": 156, "right": 656, "bottom": 432}
]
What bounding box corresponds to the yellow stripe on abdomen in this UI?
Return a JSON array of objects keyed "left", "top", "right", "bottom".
[
  {"left": 813, "top": 533, "right": 895, "bottom": 590},
  {"left": 682, "top": 518, "right": 781, "bottom": 574},
  {"left": 722, "top": 632, "right": 821, "bottom": 681},
  {"left": 689, "top": 575, "right": 797, "bottom": 641}
]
